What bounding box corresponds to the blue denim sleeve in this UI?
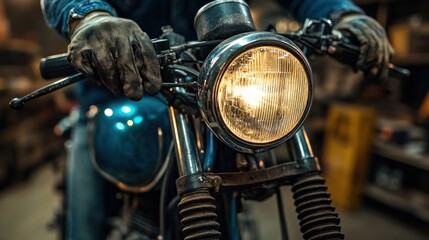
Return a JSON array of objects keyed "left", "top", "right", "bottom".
[
  {"left": 41, "top": 0, "right": 118, "bottom": 40},
  {"left": 282, "top": 0, "right": 364, "bottom": 22}
]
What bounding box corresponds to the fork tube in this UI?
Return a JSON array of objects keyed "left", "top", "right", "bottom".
[
  {"left": 168, "top": 106, "right": 202, "bottom": 176},
  {"left": 286, "top": 128, "right": 319, "bottom": 169},
  {"left": 168, "top": 106, "right": 221, "bottom": 240}
]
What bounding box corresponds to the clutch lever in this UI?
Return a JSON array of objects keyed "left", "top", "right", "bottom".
[
  {"left": 10, "top": 39, "right": 220, "bottom": 111},
  {"left": 9, "top": 73, "right": 198, "bottom": 111},
  {"left": 10, "top": 73, "right": 86, "bottom": 110}
]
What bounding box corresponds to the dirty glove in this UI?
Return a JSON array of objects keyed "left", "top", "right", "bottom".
[
  {"left": 334, "top": 14, "right": 394, "bottom": 81},
  {"left": 68, "top": 12, "right": 161, "bottom": 100}
]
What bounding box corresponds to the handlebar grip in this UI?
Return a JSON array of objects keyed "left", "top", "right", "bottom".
[
  {"left": 329, "top": 35, "right": 360, "bottom": 66},
  {"left": 330, "top": 34, "right": 410, "bottom": 79},
  {"left": 40, "top": 53, "right": 78, "bottom": 80}
]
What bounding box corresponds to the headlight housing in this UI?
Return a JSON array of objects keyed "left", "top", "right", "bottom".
[{"left": 198, "top": 32, "right": 313, "bottom": 153}]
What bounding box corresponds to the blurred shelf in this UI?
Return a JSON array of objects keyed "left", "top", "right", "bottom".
[
  {"left": 0, "top": 39, "right": 39, "bottom": 65},
  {"left": 392, "top": 54, "right": 429, "bottom": 66},
  {"left": 373, "top": 140, "right": 429, "bottom": 171},
  {"left": 366, "top": 184, "right": 429, "bottom": 223}
]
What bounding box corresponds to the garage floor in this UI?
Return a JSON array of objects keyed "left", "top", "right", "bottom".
[{"left": 0, "top": 163, "right": 428, "bottom": 240}]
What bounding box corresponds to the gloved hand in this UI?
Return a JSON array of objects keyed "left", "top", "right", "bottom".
[
  {"left": 334, "top": 14, "right": 394, "bottom": 81},
  {"left": 68, "top": 12, "right": 161, "bottom": 100}
]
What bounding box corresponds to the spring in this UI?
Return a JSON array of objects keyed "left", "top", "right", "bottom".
[
  {"left": 291, "top": 173, "right": 344, "bottom": 240},
  {"left": 178, "top": 189, "right": 221, "bottom": 240}
]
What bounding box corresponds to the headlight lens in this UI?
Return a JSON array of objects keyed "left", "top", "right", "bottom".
[
  {"left": 217, "top": 46, "right": 309, "bottom": 144},
  {"left": 198, "top": 32, "right": 313, "bottom": 153}
]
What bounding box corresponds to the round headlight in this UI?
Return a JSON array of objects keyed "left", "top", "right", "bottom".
[{"left": 198, "top": 32, "right": 313, "bottom": 153}]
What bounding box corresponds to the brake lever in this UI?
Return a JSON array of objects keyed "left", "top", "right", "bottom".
[
  {"left": 283, "top": 18, "right": 411, "bottom": 80},
  {"left": 9, "top": 72, "right": 200, "bottom": 111},
  {"left": 330, "top": 32, "right": 410, "bottom": 80}
]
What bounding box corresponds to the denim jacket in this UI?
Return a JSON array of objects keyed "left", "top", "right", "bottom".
[
  {"left": 40, "top": 0, "right": 363, "bottom": 113},
  {"left": 42, "top": 0, "right": 363, "bottom": 40}
]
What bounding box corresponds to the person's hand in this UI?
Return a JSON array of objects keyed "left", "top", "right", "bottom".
[
  {"left": 68, "top": 12, "right": 161, "bottom": 100},
  {"left": 334, "top": 14, "right": 394, "bottom": 81}
]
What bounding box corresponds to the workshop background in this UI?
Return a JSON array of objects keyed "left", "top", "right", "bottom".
[{"left": 1, "top": 0, "right": 429, "bottom": 239}]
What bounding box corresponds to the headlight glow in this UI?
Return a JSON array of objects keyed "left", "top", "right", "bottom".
[
  {"left": 216, "top": 46, "right": 309, "bottom": 144},
  {"left": 198, "top": 32, "right": 313, "bottom": 153}
]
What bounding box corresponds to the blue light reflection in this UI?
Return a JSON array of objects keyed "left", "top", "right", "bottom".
[
  {"left": 115, "top": 122, "right": 125, "bottom": 130},
  {"left": 104, "top": 108, "right": 113, "bottom": 117},
  {"left": 133, "top": 116, "right": 144, "bottom": 124},
  {"left": 121, "top": 105, "right": 132, "bottom": 114}
]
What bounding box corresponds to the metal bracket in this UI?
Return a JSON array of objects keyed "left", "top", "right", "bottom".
[{"left": 176, "top": 157, "right": 320, "bottom": 196}]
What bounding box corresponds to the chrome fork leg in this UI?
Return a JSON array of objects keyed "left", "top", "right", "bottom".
[
  {"left": 167, "top": 106, "right": 221, "bottom": 239},
  {"left": 167, "top": 106, "right": 202, "bottom": 176},
  {"left": 286, "top": 128, "right": 319, "bottom": 169}
]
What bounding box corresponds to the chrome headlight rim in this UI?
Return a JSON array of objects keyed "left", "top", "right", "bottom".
[{"left": 198, "top": 31, "right": 314, "bottom": 153}]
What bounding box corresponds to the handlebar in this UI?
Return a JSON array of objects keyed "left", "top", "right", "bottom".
[
  {"left": 39, "top": 39, "right": 222, "bottom": 80},
  {"left": 11, "top": 21, "right": 410, "bottom": 111},
  {"left": 40, "top": 33, "right": 410, "bottom": 83}
]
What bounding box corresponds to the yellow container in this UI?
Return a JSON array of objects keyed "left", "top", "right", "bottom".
[
  {"left": 322, "top": 103, "right": 377, "bottom": 210},
  {"left": 389, "top": 23, "right": 429, "bottom": 58}
]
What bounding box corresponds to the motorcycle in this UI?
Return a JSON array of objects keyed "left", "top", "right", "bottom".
[{"left": 10, "top": 0, "right": 410, "bottom": 239}]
